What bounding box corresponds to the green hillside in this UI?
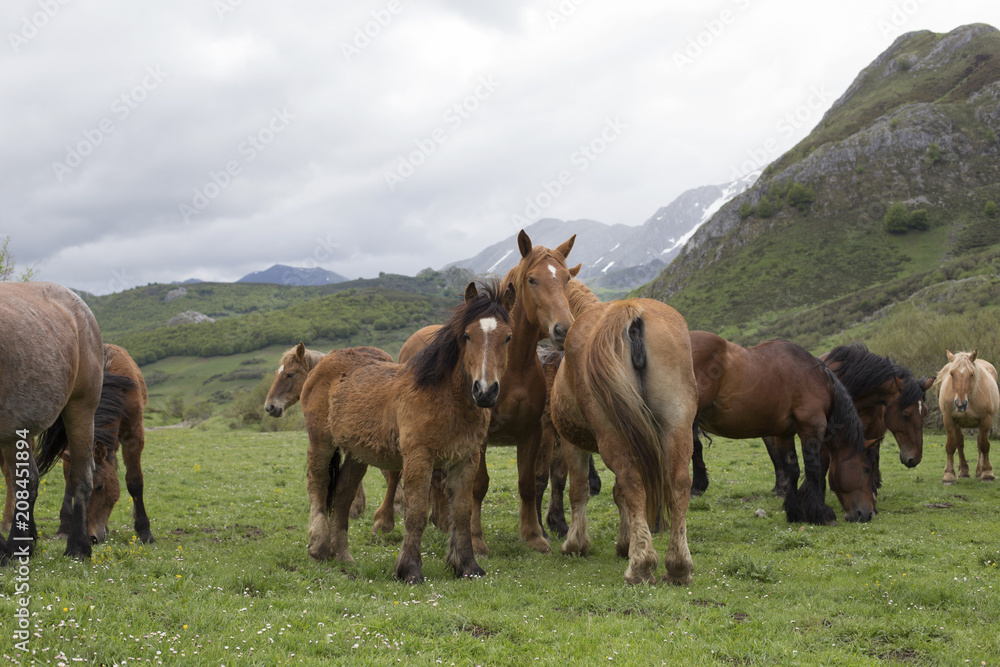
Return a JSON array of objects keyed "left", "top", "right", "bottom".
[{"left": 639, "top": 24, "right": 1000, "bottom": 350}]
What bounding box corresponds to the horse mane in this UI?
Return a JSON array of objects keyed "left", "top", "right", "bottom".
[
  {"left": 825, "top": 343, "right": 902, "bottom": 400},
  {"left": 280, "top": 345, "right": 326, "bottom": 372},
  {"left": 409, "top": 278, "right": 512, "bottom": 389},
  {"left": 821, "top": 365, "right": 868, "bottom": 457},
  {"left": 536, "top": 344, "right": 564, "bottom": 368},
  {"left": 895, "top": 366, "right": 929, "bottom": 408},
  {"left": 36, "top": 372, "right": 137, "bottom": 476},
  {"left": 567, "top": 279, "right": 600, "bottom": 317}
]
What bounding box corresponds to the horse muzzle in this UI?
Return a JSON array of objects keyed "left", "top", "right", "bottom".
[
  {"left": 472, "top": 380, "right": 500, "bottom": 408},
  {"left": 550, "top": 322, "right": 570, "bottom": 351},
  {"left": 844, "top": 505, "right": 874, "bottom": 523},
  {"left": 954, "top": 398, "right": 969, "bottom": 413},
  {"left": 264, "top": 402, "right": 284, "bottom": 418}
]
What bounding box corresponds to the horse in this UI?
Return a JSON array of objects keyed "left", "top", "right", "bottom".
[
  {"left": 689, "top": 331, "right": 874, "bottom": 525},
  {"left": 0, "top": 281, "right": 105, "bottom": 562},
  {"left": 550, "top": 279, "right": 698, "bottom": 585},
  {"left": 371, "top": 230, "right": 578, "bottom": 557},
  {"left": 264, "top": 342, "right": 367, "bottom": 519},
  {"left": 758, "top": 343, "right": 932, "bottom": 498},
  {"left": 934, "top": 349, "right": 999, "bottom": 485},
  {"left": 302, "top": 281, "right": 515, "bottom": 583}
]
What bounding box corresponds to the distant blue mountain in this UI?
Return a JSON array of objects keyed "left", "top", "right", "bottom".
[{"left": 237, "top": 264, "right": 348, "bottom": 286}]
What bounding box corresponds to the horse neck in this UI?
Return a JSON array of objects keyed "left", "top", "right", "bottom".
[
  {"left": 507, "top": 291, "right": 543, "bottom": 369},
  {"left": 303, "top": 349, "right": 326, "bottom": 372},
  {"left": 567, "top": 280, "right": 600, "bottom": 317}
]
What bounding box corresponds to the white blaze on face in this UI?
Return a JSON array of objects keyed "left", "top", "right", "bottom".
[
  {"left": 278, "top": 364, "right": 285, "bottom": 373},
  {"left": 548, "top": 264, "right": 557, "bottom": 279},
  {"left": 478, "top": 317, "right": 498, "bottom": 383}
]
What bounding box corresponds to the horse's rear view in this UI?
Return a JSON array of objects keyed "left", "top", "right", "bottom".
[
  {"left": 936, "top": 349, "right": 999, "bottom": 485},
  {"left": 0, "top": 281, "right": 104, "bottom": 562}
]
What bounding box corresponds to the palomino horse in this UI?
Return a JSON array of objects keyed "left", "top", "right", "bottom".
[
  {"left": 264, "top": 342, "right": 366, "bottom": 519},
  {"left": 0, "top": 282, "right": 104, "bottom": 562},
  {"left": 550, "top": 280, "right": 698, "bottom": 585},
  {"left": 935, "top": 349, "right": 999, "bottom": 485},
  {"left": 303, "top": 281, "right": 515, "bottom": 583},
  {"left": 759, "top": 343, "right": 932, "bottom": 498},
  {"left": 690, "top": 331, "right": 874, "bottom": 525},
  {"left": 371, "top": 231, "right": 578, "bottom": 556}
]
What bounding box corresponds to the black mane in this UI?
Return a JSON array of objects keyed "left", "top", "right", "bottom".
[
  {"left": 410, "top": 279, "right": 512, "bottom": 389},
  {"left": 825, "top": 343, "right": 900, "bottom": 400}
]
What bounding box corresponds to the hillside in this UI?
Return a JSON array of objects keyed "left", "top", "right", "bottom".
[
  {"left": 237, "top": 264, "right": 348, "bottom": 286},
  {"left": 639, "top": 24, "right": 1000, "bottom": 347}
]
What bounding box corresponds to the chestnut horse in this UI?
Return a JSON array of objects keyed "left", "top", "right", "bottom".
[
  {"left": 0, "top": 282, "right": 104, "bottom": 562},
  {"left": 690, "top": 331, "right": 874, "bottom": 525},
  {"left": 551, "top": 280, "right": 698, "bottom": 585},
  {"left": 371, "top": 231, "right": 578, "bottom": 556},
  {"left": 264, "top": 342, "right": 366, "bottom": 519},
  {"left": 935, "top": 349, "right": 999, "bottom": 485},
  {"left": 302, "top": 281, "right": 514, "bottom": 583},
  {"left": 758, "top": 343, "right": 932, "bottom": 498}
]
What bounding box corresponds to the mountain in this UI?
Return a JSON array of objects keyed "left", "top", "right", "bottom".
[
  {"left": 446, "top": 173, "right": 757, "bottom": 292},
  {"left": 237, "top": 264, "right": 348, "bottom": 286},
  {"left": 638, "top": 24, "right": 1000, "bottom": 348}
]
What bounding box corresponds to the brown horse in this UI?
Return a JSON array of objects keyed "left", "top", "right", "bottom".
[
  {"left": 264, "top": 342, "right": 366, "bottom": 519},
  {"left": 690, "top": 331, "right": 874, "bottom": 525},
  {"left": 758, "top": 343, "right": 932, "bottom": 498},
  {"left": 551, "top": 280, "right": 698, "bottom": 585},
  {"left": 0, "top": 282, "right": 104, "bottom": 562},
  {"left": 371, "top": 231, "right": 578, "bottom": 556},
  {"left": 303, "top": 281, "right": 514, "bottom": 583},
  {"left": 935, "top": 349, "right": 999, "bottom": 485}
]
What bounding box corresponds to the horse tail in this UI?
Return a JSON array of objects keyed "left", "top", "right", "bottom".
[
  {"left": 584, "top": 301, "right": 666, "bottom": 526},
  {"left": 36, "top": 371, "right": 136, "bottom": 476},
  {"left": 326, "top": 450, "right": 342, "bottom": 514}
]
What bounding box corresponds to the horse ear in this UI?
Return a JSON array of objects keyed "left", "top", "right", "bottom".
[
  {"left": 94, "top": 442, "right": 107, "bottom": 465},
  {"left": 295, "top": 342, "right": 306, "bottom": 360},
  {"left": 517, "top": 230, "right": 532, "bottom": 258},
  {"left": 556, "top": 234, "right": 576, "bottom": 259},
  {"left": 921, "top": 377, "right": 934, "bottom": 391},
  {"left": 465, "top": 282, "right": 479, "bottom": 303},
  {"left": 502, "top": 283, "right": 516, "bottom": 312},
  {"left": 946, "top": 350, "right": 955, "bottom": 362},
  {"left": 971, "top": 348, "right": 979, "bottom": 362},
  {"left": 569, "top": 263, "right": 582, "bottom": 278}
]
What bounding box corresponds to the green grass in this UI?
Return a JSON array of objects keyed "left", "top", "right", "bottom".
[{"left": 3, "top": 428, "right": 999, "bottom": 665}]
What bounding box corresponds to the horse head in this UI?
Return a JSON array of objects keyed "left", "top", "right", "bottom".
[
  {"left": 827, "top": 444, "right": 877, "bottom": 523},
  {"left": 265, "top": 342, "right": 311, "bottom": 417},
  {"left": 510, "top": 230, "right": 578, "bottom": 350},
  {"left": 945, "top": 349, "right": 979, "bottom": 413},
  {"left": 460, "top": 281, "right": 515, "bottom": 408},
  {"left": 884, "top": 375, "right": 933, "bottom": 467}
]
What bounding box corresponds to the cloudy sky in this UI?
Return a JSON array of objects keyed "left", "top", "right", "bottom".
[{"left": 3, "top": 1, "right": 999, "bottom": 294}]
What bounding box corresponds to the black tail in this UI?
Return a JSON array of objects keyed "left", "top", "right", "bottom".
[
  {"left": 36, "top": 372, "right": 136, "bottom": 476},
  {"left": 326, "top": 450, "right": 342, "bottom": 514}
]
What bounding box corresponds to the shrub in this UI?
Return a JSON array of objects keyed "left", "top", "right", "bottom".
[
  {"left": 909, "top": 209, "right": 929, "bottom": 231},
  {"left": 986, "top": 200, "right": 997, "bottom": 217},
  {"left": 883, "top": 202, "right": 910, "bottom": 234},
  {"left": 757, "top": 195, "right": 773, "bottom": 219},
  {"left": 787, "top": 182, "right": 816, "bottom": 213},
  {"left": 926, "top": 142, "right": 942, "bottom": 164},
  {"left": 738, "top": 202, "right": 755, "bottom": 219}
]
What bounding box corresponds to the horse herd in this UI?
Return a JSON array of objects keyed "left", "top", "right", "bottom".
[{"left": 0, "top": 231, "right": 997, "bottom": 586}]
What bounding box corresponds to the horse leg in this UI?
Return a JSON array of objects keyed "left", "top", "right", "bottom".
[
  {"left": 120, "top": 425, "right": 154, "bottom": 544},
  {"left": 372, "top": 470, "right": 399, "bottom": 535},
  {"left": 942, "top": 421, "right": 962, "bottom": 485},
  {"left": 560, "top": 441, "right": 593, "bottom": 558},
  {"left": 396, "top": 450, "right": 433, "bottom": 584},
  {"left": 957, "top": 431, "right": 971, "bottom": 479},
  {"left": 690, "top": 424, "right": 709, "bottom": 497},
  {"left": 428, "top": 470, "right": 450, "bottom": 532},
  {"left": 534, "top": 420, "right": 556, "bottom": 539},
  {"left": 306, "top": 436, "right": 336, "bottom": 561},
  {"left": 977, "top": 421, "right": 994, "bottom": 482},
  {"left": 444, "top": 450, "right": 485, "bottom": 579},
  {"left": 349, "top": 480, "right": 366, "bottom": 520},
  {"left": 470, "top": 439, "right": 490, "bottom": 556},
  {"left": 546, "top": 441, "right": 569, "bottom": 538},
  {"left": 605, "top": 452, "right": 659, "bottom": 585},
  {"left": 612, "top": 481, "right": 630, "bottom": 558},
  {"left": 328, "top": 456, "right": 368, "bottom": 563},
  {"left": 1, "top": 442, "right": 39, "bottom": 563},
  {"left": 784, "top": 426, "right": 836, "bottom": 525},
  {"left": 763, "top": 435, "right": 795, "bottom": 497},
  {"left": 588, "top": 455, "right": 602, "bottom": 496},
  {"left": 62, "top": 407, "right": 96, "bottom": 559},
  {"left": 516, "top": 426, "right": 550, "bottom": 553}
]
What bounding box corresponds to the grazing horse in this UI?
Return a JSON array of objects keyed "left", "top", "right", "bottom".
[
  {"left": 303, "top": 281, "right": 515, "bottom": 583},
  {"left": 690, "top": 331, "right": 874, "bottom": 525},
  {"left": 759, "top": 343, "right": 932, "bottom": 498},
  {"left": 551, "top": 280, "right": 698, "bottom": 585},
  {"left": 372, "top": 231, "right": 578, "bottom": 556},
  {"left": 0, "top": 282, "right": 104, "bottom": 562},
  {"left": 935, "top": 350, "right": 999, "bottom": 485},
  {"left": 264, "top": 342, "right": 366, "bottom": 519}
]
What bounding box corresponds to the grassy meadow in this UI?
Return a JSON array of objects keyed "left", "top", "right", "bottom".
[{"left": 1, "top": 426, "right": 998, "bottom": 666}]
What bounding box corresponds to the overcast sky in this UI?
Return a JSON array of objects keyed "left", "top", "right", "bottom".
[{"left": 3, "top": 1, "right": 999, "bottom": 294}]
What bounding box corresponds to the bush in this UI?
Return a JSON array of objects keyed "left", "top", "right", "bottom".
[
  {"left": 926, "top": 142, "right": 942, "bottom": 164},
  {"left": 986, "top": 200, "right": 997, "bottom": 217},
  {"left": 909, "top": 209, "right": 929, "bottom": 231},
  {"left": 757, "top": 195, "right": 773, "bottom": 219},
  {"left": 738, "top": 202, "right": 755, "bottom": 219},
  {"left": 787, "top": 182, "right": 816, "bottom": 213},
  {"left": 883, "top": 202, "right": 910, "bottom": 234}
]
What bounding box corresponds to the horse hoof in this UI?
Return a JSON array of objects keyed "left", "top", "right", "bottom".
[
  {"left": 942, "top": 479, "right": 955, "bottom": 486},
  {"left": 461, "top": 564, "right": 486, "bottom": 579},
  {"left": 138, "top": 531, "right": 155, "bottom": 545},
  {"left": 981, "top": 474, "right": 996, "bottom": 482},
  {"left": 524, "top": 536, "right": 550, "bottom": 554},
  {"left": 663, "top": 570, "right": 693, "bottom": 586},
  {"left": 615, "top": 541, "right": 629, "bottom": 559},
  {"left": 624, "top": 566, "right": 657, "bottom": 585}
]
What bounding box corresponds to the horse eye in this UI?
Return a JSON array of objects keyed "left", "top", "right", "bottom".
[
  {"left": 505, "top": 334, "right": 512, "bottom": 343},
  {"left": 527, "top": 277, "right": 537, "bottom": 286},
  {"left": 286, "top": 373, "right": 294, "bottom": 379},
  {"left": 463, "top": 332, "right": 471, "bottom": 341}
]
